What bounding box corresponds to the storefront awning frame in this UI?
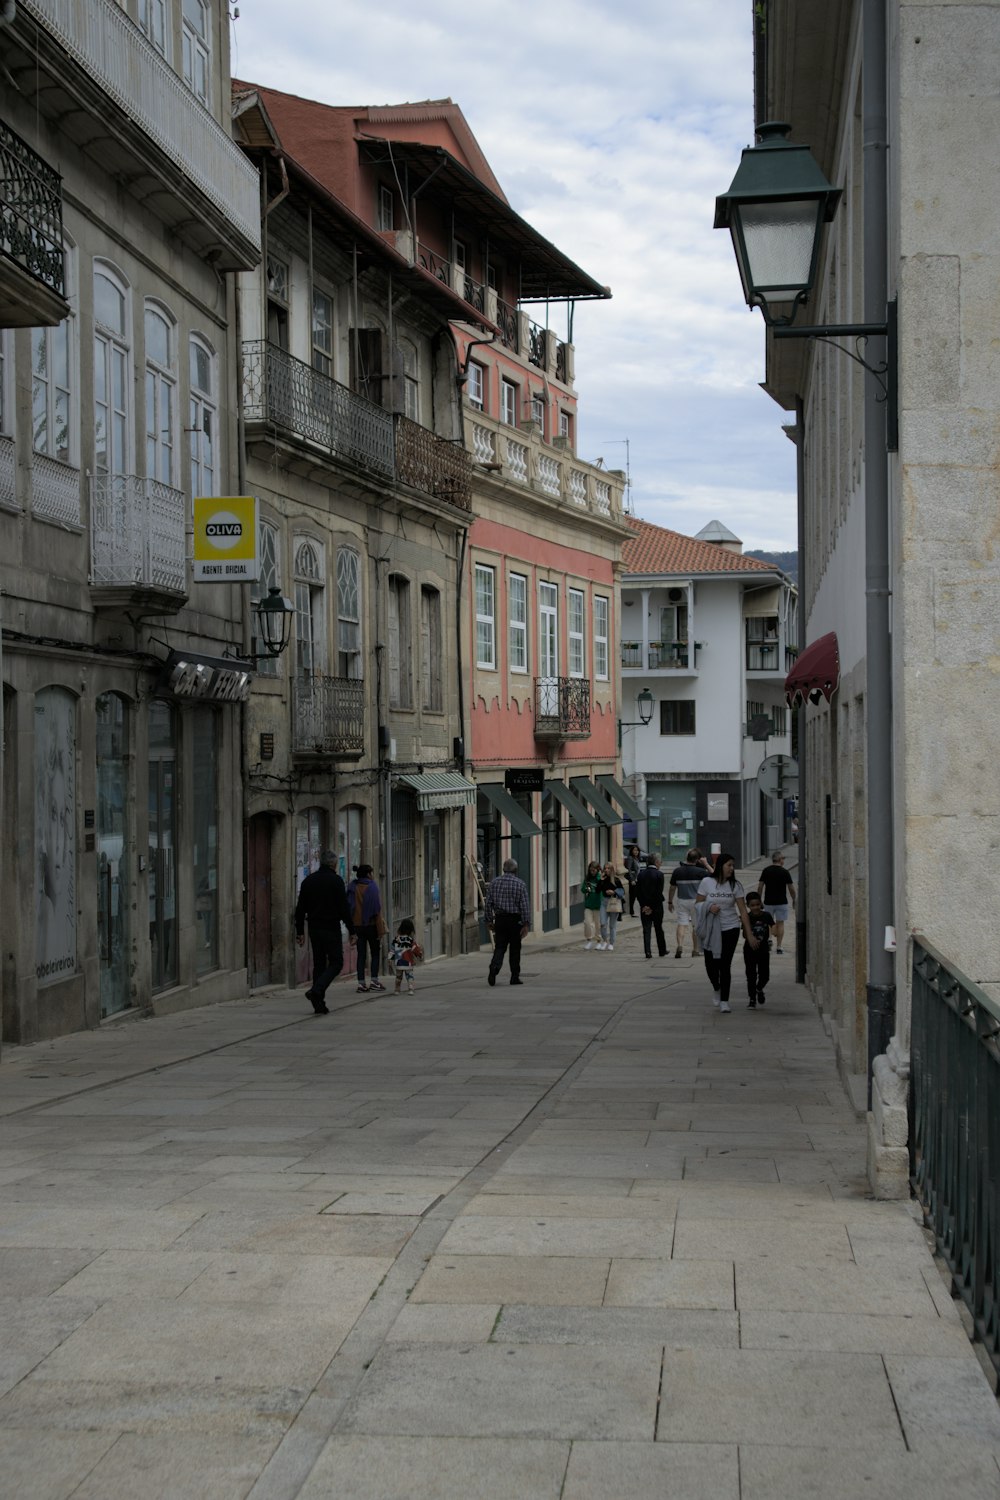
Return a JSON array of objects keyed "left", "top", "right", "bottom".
[
  {"left": 543, "top": 778, "right": 600, "bottom": 830},
  {"left": 396, "top": 771, "right": 478, "bottom": 812},
  {"left": 568, "top": 775, "right": 622, "bottom": 826},
  {"left": 477, "top": 782, "right": 542, "bottom": 838},
  {"left": 596, "top": 774, "right": 645, "bottom": 824}
]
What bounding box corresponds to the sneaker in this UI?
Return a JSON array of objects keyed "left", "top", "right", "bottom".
[
  {"left": 356, "top": 984, "right": 369, "bottom": 992},
  {"left": 394, "top": 983, "right": 401, "bottom": 994},
  {"left": 369, "top": 980, "right": 386, "bottom": 991},
  {"left": 776, "top": 947, "right": 783, "bottom": 954},
  {"left": 597, "top": 942, "right": 607, "bottom": 951},
  {"left": 510, "top": 977, "right": 523, "bottom": 985},
  {"left": 748, "top": 998, "right": 757, "bottom": 1009},
  {"left": 719, "top": 1000, "right": 731, "bottom": 1013},
  {"left": 406, "top": 983, "right": 414, "bottom": 995},
  {"left": 757, "top": 990, "right": 766, "bottom": 1005},
  {"left": 712, "top": 992, "right": 721, "bottom": 1007},
  {"left": 584, "top": 941, "right": 592, "bottom": 950},
  {"left": 674, "top": 947, "right": 682, "bottom": 958},
  {"left": 487, "top": 971, "right": 496, "bottom": 987}
]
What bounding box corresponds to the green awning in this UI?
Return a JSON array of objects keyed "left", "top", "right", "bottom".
[
  {"left": 597, "top": 774, "right": 645, "bottom": 823},
  {"left": 397, "top": 772, "right": 478, "bottom": 812},
  {"left": 543, "top": 778, "right": 600, "bottom": 829},
  {"left": 569, "top": 775, "right": 622, "bottom": 826},
  {"left": 477, "top": 782, "right": 542, "bottom": 837}
]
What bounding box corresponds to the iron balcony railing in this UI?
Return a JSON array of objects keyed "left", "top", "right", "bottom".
[
  {"left": 0, "top": 119, "right": 65, "bottom": 299},
  {"left": 22, "top": 0, "right": 260, "bottom": 252},
  {"left": 242, "top": 341, "right": 394, "bottom": 478},
  {"left": 394, "top": 414, "right": 471, "bottom": 510},
  {"left": 243, "top": 344, "right": 473, "bottom": 509},
  {"left": 911, "top": 936, "right": 1000, "bottom": 1374},
  {"left": 292, "top": 675, "right": 365, "bottom": 758},
  {"left": 621, "top": 641, "right": 698, "bottom": 670},
  {"left": 534, "top": 676, "right": 591, "bottom": 740},
  {"left": 90, "top": 473, "right": 186, "bottom": 593},
  {"left": 496, "top": 296, "right": 519, "bottom": 353}
]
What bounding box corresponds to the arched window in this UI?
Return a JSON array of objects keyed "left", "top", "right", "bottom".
[
  {"left": 421, "top": 585, "right": 443, "bottom": 711},
  {"left": 395, "top": 337, "right": 419, "bottom": 419},
  {"left": 189, "top": 335, "right": 216, "bottom": 497},
  {"left": 337, "top": 548, "right": 361, "bottom": 679},
  {"left": 294, "top": 538, "right": 325, "bottom": 679},
  {"left": 144, "top": 301, "right": 176, "bottom": 485},
  {"left": 32, "top": 238, "right": 76, "bottom": 466},
  {"left": 94, "top": 262, "right": 131, "bottom": 477},
  {"left": 388, "top": 573, "right": 411, "bottom": 708},
  {"left": 252, "top": 519, "right": 281, "bottom": 678}
]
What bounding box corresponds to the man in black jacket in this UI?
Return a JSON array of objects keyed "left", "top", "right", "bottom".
[
  {"left": 636, "top": 854, "right": 667, "bottom": 958},
  {"left": 295, "top": 850, "right": 352, "bottom": 1013}
]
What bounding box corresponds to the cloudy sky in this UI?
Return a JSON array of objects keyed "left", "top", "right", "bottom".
[{"left": 230, "top": 0, "right": 797, "bottom": 552}]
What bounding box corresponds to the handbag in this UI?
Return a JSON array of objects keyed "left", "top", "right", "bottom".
[
  {"left": 605, "top": 894, "right": 623, "bottom": 914},
  {"left": 375, "top": 912, "right": 387, "bottom": 938}
]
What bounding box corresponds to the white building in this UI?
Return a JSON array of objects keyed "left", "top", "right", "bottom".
[{"left": 620, "top": 518, "right": 796, "bottom": 866}]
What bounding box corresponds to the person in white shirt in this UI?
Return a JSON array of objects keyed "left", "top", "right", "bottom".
[{"left": 695, "top": 851, "right": 758, "bottom": 1013}]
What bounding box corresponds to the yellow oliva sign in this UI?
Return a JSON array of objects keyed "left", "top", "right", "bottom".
[{"left": 193, "top": 496, "right": 258, "bottom": 581}]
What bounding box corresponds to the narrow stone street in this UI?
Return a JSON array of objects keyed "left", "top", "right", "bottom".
[{"left": 2, "top": 907, "right": 999, "bottom": 1499}]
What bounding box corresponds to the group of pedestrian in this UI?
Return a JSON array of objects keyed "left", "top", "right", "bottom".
[
  {"left": 295, "top": 841, "right": 796, "bottom": 1016},
  {"left": 692, "top": 847, "right": 796, "bottom": 1013},
  {"left": 295, "top": 855, "right": 423, "bottom": 1014},
  {"left": 581, "top": 860, "right": 627, "bottom": 951}
]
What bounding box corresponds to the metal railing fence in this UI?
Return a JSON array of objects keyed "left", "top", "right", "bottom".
[{"left": 911, "top": 935, "right": 1000, "bottom": 1373}]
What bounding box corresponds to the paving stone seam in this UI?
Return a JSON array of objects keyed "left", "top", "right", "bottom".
[{"left": 244, "top": 983, "right": 662, "bottom": 1498}]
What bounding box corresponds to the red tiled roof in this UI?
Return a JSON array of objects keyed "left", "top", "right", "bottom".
[{"left": 621, "top": 517, "right": 777, "bottom": 577}]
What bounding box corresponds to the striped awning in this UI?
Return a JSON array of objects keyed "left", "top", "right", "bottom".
[{"left": 396, "top": 772, "right": 478, "bottom": 812}]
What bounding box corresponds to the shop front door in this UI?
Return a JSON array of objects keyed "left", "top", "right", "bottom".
[{"left": 423, "top": 817, "right": 442, "bottom": 957}]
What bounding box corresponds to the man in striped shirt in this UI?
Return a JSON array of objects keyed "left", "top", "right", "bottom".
[{"left": 485, "top": 858, "right": 531, "bottom": 986}]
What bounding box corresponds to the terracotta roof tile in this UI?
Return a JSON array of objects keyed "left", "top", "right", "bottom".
[{"left": 621, "top": 516, "right": 777, "bottom": 578}]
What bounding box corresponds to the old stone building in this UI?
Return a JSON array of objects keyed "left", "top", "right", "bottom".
[{"left": 0, "top": 0, "right": 259, "bottom": 1041}]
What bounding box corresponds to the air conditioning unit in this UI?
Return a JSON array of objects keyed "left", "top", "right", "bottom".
[{"left": 667, "top": 587, "right": 684, "bottom": 602}]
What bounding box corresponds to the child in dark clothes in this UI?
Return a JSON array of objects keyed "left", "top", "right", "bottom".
[{"left": 743, "top": 892, "right": 774, "bottom": 1009}]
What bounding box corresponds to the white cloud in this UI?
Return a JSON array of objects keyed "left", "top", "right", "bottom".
[{"left": 230, "top": 0, "right": 796, "bottom": 549}]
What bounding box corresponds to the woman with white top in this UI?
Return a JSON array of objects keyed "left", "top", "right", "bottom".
[{"left": 695, "top": 851, "right": 758, "bottom": 1013}]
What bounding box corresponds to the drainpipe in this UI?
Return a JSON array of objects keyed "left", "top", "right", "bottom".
[
  {"left": 863, "top": 0, "right": 896, "bottom": 1100},
  {"left": 794, "top": 396, "right": 807, "bottom": 985}
]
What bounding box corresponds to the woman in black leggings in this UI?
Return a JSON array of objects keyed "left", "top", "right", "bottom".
[{"left": 694, "top": 851, "right": 758, "bottom": 1014}]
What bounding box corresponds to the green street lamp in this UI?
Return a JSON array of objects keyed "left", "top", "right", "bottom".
[
  {"left": 618, "top": 686, "right": 655, "bottom": 750},
  {"left": 715, "top": 120, "right": 896, "bottom": 448},
  {"left": 714, "top": 121, "right": 842, "bottom": 328},
  {"left": 252, "top": 585, "right": 294, "bottom": 658}
]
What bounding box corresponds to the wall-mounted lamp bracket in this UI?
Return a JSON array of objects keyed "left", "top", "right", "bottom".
[{"left": 773, "top": 300, "right": 897, "bottom": 450}]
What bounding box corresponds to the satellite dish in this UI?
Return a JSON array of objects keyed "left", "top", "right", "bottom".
[{"left": 757, "top": 755, "right": 799, "bottom": 799}]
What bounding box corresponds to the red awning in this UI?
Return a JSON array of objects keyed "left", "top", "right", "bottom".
[{"left": 785, "top": 631, "right": 840, "bottom": 707}]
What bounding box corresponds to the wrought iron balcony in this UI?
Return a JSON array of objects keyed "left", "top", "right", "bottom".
[
  {"left": 293, "top": 675, "right": 365, "bottom": 759},
  {"left": 534, "top": 676, "right": 591, "bottom": 741},
  {"left": 242, "top": 341, "right": 394, "bottom": 478},
  {"left": 16, "top": 0, "right": 259, "bottom": 268},
  {"left": 0, "top": 119, "right": 67, "bottom": 328},
  {"left": 90, "top": 473, "right": 187, "bottom": 610},
  {"left": 395, "top": 414, "right": 472, "bottom": 510}
]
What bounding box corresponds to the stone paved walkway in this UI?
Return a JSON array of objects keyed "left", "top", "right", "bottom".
[{"left": 2, "top": 897, "right": 999, "bottom": 1498}]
